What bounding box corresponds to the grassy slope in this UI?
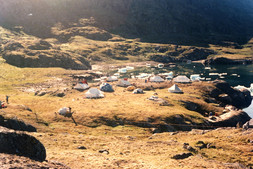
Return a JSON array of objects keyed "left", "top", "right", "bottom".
[{"left": 0, "top": 61, "right": 252, "bottom": 168}]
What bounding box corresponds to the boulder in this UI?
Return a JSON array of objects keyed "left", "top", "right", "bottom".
[
  {"left": 210, "top": 80, "right": 252, "bottom": 109},
  {"left": 208, "top": 110, "right": 251, "bottom": 127},
  {"left": 0, "top": 126, "right": 46, "bottom": 161},
  {"left": 0, "top": 115, "right": 36, "bottom": 132}
]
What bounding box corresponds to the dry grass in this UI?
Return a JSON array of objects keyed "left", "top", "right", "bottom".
[{"left": 1, "top": 41, "right": 253, "bottom": 168}]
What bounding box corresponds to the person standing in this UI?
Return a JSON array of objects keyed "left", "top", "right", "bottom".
[{"left": 6, "top": 95, "right": 9, "bottom": 104}]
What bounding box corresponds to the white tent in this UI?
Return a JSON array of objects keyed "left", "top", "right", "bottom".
[
  {"left": 168, "top": 84, "right": 183, "bottom": 94},
  {"left": 190, "top": 74, "right": 201, "bottom": 81},
  {"left": 117, "top": 79, "right": 131, "bottom": 87},
  {"left": 58, "top": 107, "right": 70, "bottom": 116},
  {"left": 133, "top": 88, "right": 144, "bottom": 94},
  {"left": 173, "top": 75, "right": 191, "bottom": 83},
  {"left": 107, "top": 76, "right": 118, "bottom": 82},
  {"left": 85, "top": 88, "right": 104, "bottom": 98},
  {"left": 74, "top": 83, "right": 89, "bottom": 91},
  {"left": 150, "top": 76, "right": 165, "bottom": 82}
]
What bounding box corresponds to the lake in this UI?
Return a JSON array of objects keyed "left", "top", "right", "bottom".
[{"left": 118, "top": 63, "right": 253, "bottom": 118}]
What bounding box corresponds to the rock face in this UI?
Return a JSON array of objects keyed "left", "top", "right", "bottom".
[
  {"left": 209, "top": 80, "right": 252, "bottom": 109},
  {"left": 208, "top": 110, "right": 251, "bottom": 127},
  {"left": 0, "top": 126, "right": 46, "bottom": 161}
]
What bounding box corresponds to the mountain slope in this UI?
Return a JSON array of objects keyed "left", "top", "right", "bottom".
[{"left": 0, "top": 0, "right": 253, "bottom": 46}]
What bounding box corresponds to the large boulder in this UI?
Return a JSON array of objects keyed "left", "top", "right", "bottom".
[
  {"left": 0, "top": 115, "right": 36, "bottom": 132},
  {"left": 208, "top": 110, "right": 251, "bottom": 127},
  {"left": 210, "top": 80, "right": 252, "bottom": 109},
  {"left": 0, "top": 126, "right": 46, "bottom": 161}
]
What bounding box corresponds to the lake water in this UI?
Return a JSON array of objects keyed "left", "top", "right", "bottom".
[{"left": 119, "top": 63, "right": 253, "bottom": 118}]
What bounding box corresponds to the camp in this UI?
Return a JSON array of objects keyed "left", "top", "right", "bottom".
[
  {"left": 168, "top": 84, "right": 183, "bottom": 94},
  {"left": 133, "top": 88, "right": 144, "bottom": 94},
  {"left": 107, "top": 76, "right": 118, "bottom": 82},
  {"left": 100, "top": 83, "right": 114, "bottom": 92},
  {"left": 150, "top": 76, "right": 165, "bottom": 82},
  {"left": 173, "top": 75, "right": 191, "bottom": 83},
  {"left": 117, "top": 79, "right": 131, "bottom": 87},
  {"left": 73, "top": 83, "right": 89, "bottom": 91},
  {"left": 85, "top": 88, "right": 104, "bottom": 98}
]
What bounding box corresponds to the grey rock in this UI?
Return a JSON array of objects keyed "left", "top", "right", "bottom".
[
  {"left": 0, "top": 126, "right": 46, "bottom": 161},
  {"left": 171, "top": 152, "right": 193, "bottom": 159}
]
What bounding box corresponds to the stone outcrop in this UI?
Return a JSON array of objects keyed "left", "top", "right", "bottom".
[
  {"left": 0, "top": 126, "right": 46, "bottom": 161},
  {"left": 209, "top": 80, "right": 252, "bottom": 109},
  {"left": 0, "top": 115, "right": 36, "bottom": 132},
  {"left": 208, "top": 110, "right": 251, "bottom": 127}
]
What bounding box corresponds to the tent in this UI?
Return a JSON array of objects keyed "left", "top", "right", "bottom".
[
  {"left": 85, "top": 88, "right": 104, "bottom": 98},
  {"left": 150, "top": 76, "right": 165, "bottom": 82},
  {"left": 100, "top": 83, "right": 114, "bottom": 92},
  {"left": 117, "top": 79, "right": 131, "bottom": 87},
  {"left": 58, "top": 107, "right": 70, "bottom": 116},
  {"left": 168, "top": 84, "right": 183, "bottom": 94},
  {"left": 133, "top": 88, "right": 144, "bottom": 94},
  {"left": 190, "top": 74, "right": 201, "bottom": 81},
  {"left": 107, "top": 76, "right": 118, "bottom": 82},
  {"left": 74, "top": 83, "right": 89, "bottom": 91},
  {"left": 173, "top": 75, "right": 191, "bottom": 83}
]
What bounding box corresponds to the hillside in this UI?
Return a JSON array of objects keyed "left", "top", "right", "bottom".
[{"left": 0, "top": 0, "right": 253, "bottom": 46}]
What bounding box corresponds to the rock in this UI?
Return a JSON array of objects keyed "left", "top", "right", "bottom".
[
  {"left": 208, "top": 110, "right": 251, "bottom": 127},
  {"left": 98, "top": 149, "right": 109, "bottom": 154},
  {"left": 195, "top": 141, "right": 207, "bottom": 149},
  {"left": 242, "top": 119, "right": 253, "bottom": 129},
  {"left": 28, "top": 40, "right": 52, "bottom": 50},
  {"left": 0, "top": 115, "right": 36, "bottom": 132},
  {"left": 0, "top": 126, "right": 46, "bottom": 161},
  {"left": 36, "top": 91, "right": 47, "bottom": 96},
  {"left": 77, "top": 146, "right": 87, "bottom": 150},
  {"left": 183, "top": 143, "right": 196, "bottom": 153},
  {"left": 171, "top": 152, "right": 193, "bottom": 159},
  {"left": 209, "top": 80, "right": 252, "bottom": 109},
  {"left": 0, "top": 153, "right": 70, "bottom": 169}
]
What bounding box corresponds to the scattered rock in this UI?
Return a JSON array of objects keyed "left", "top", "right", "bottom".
[
  {"left": 0, "top": 126, "right": 46, "bottom": 161},
  {"left": 183, "top": 143, "right": 196, "bottom": 153},
  {"left": 195, "top": 141, "right": 207, "bottom": 149},
  {"left": 77, "top": 146, "right": 87, "bottom": 150},
  {"left": 171, "top": 152, "right": 193, "bottom": 159},
  {"left": 99, "top": 149, "right": 109, "bottom": 155}
]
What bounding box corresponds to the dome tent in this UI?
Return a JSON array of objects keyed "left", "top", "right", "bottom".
[
  {"left": 100, "top": 83, "right": 114, "bottom": 92},
  {"left": 173, "top": 75, "right": 191, "bottom": 83},
  {"left": 133, "top": 88, "right": 144, "bottom": 94},
  {"left": 74, "top": 83, "right": 89, "bottom": 91},
  {"left": 168, "top": 84, "right": 183, "bottom": 94},
  {"left": 150, "top": 76, "right": 165, "bottom": 82},
  {"left": 85, "top": 88, "right": 104, "bottom": 99}
]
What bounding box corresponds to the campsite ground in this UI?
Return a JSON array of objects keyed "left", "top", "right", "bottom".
[{"left": 0, "top": 62, "right": 252, "bottom": 168}]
